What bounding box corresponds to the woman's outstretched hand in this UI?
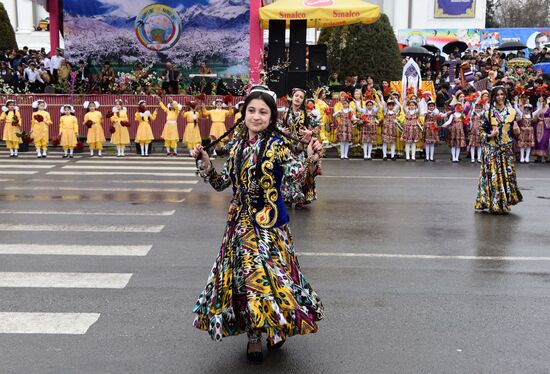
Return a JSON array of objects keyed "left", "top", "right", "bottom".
[{"left": 192, "top": 145, "right": 211, "bottom": 169}]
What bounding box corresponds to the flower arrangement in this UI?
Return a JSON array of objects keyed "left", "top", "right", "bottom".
[
  {"left": 84, "top": 120, "right": 94, "bottom": 128},
  {"left": 33, "top": 114, "right": 44, "bottom": 122},
  {"left": 16, "top": 131, "right": 33, "bottom": 143}
]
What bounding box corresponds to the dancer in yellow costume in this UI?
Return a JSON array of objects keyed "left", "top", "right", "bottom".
[
  {"left": 202, "top": 98, "right": 233, "bottom": 156},
  {"left": 59, "top": 104, "right": 78, "bottom": 158},
  {"left": 83, "top": 101, "right": 105, "bottom": 157},
  {"left": 31, "top": 99, "right": 52, "bottom": 158},
  {"left": 313, "top": 87, "right": 330, "bottom": 146},
  {"left": 109, "top": 98, "right": 130, "bottom": 157},
  {"left": 158, "top": 97, "right": 181, "bottom": 156},
  {"left": 1, "top": 100, "right": 22, "bottom": 157},
  {"left": 182, "top": 101, "right": 202, "bottom": 155},
  {"left": 135, "top": 100, "right": 157, "bottom": 157}
]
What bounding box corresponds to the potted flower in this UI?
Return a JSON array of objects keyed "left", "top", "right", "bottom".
[
  {"left": 15, "top": 131, "right": 33, "bottom": 152},
  {"left": 75, "top": 136, "right": 85, "bottom": 153}
]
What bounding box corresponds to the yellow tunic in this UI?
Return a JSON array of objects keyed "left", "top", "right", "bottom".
[
  {"left": 59, "top": 115, "right": 79, "bottom": 148},
  {"left": 110, "top": 110, "right": 130, "bottom": 146},
  {"left": 234, "top": 112, "right": 242, "bottom": 124},
  {"left": 314, "top": 99, "right": 330, "bottom": 143},
  {"left": 135, "top": 110, "right": 157, "bottom": 144},
  {"left": 182, "top": 110, "right": 202, "bottom": 148},
  {"left": 1, "top": 110, "right": 22, "bottom": 144},
  {"left": 204, "top": 108, "right": 231, "bottom": 139},
  {"left": 31, "top": 110, "right": 52, "bottom": 148},
  {"left": 84, "top": 111, "right": 105, "bottom": 144},
  {"left": 159, "top": 102, "right": 180, "bottom": 141}
]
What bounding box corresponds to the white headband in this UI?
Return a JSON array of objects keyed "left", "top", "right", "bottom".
[{"left": 249, "top": 85, "right": 277, "bottom": 101}]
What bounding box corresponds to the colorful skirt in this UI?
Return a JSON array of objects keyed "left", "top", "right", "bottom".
[
  {"left": 448, "top": 123, "right": 466, "bottom": 148},
  {"left": 400, "top": 123, "right": 420, "bottom": 143},
  {"left": 424, "top": 123, "right": 440, "bottom": 144},
  {"left": 337, "top": 122, "right": 353, "bottom": 142},
  {"left": 474, "top": 143, "right": 523, "bottom": 214},
  {"left": 193, "top": 212, "right": 324, "bottom": 344},
  {"left": 382, "top": 121, "right": 398, "bottom": 144},
  {"left": 468, "top": 123, "right": 481, "bottom": 148},
  {"left": 360, "top": 122, "right": 376, "bottom": 143},
  {"left": 518, "top": 126, "right": 535, "bottom": 148}
]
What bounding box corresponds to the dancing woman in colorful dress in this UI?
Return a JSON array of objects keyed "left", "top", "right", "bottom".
[
  {"left": 31, "top": 100, "right": 52, "bottom": 158},
  {"left": 109, "top": 99, "right": 130, "bottom": 157},
  {"left": 192, "top": 87, "right": 324, "bottom": 363},
  {"left": 475, "top": 86, "right": 522, "bottom": 214},
  {"left": 280, "top": 88, "right": 318, "bottom": 207}
]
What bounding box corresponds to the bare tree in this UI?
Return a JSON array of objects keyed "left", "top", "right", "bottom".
[{"left": 494, "top": 0, "right": 550, "bottom": 27}]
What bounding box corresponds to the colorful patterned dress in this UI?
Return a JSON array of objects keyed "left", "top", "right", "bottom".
[
  {"left": 280, "top": 110, "right": 318, "bottom": 205},
  {"left": 382, "top": 110, "right": 398, "bottom": 144},
  {"left": 400, "top": 111, "right": 420, "bottom": 143},
  {"left": 533, "top": 108, "right": 550, "bottom": 157},
  {"left": 360, "top": 110, "right": 377, "bottom": 143},
  {"left": 475, "top": 105, "right": 523, "bottom": 214},
  {"left": 193, "top": 135, "right": 324, "bottom": 345},
  {"left": 447, "top": 114, "right": 467, "bottom": 148},
  {"left": 468, "top": 113, "right": 483, "bottom": 148},
  {"left": 335, "top": 109, "right": 354, "bottom": 142},
  {"left": 518, "top": 115, "right": 535, "bottom": 148},
  {"left": 423, "top": 110, "right": 440, "bottom": 144}
]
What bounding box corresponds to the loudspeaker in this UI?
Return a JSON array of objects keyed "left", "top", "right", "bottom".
[
  {"left": 289, "top": 44, "right": 306, "bottom": 71},
  {"left": 308, "top": 44, "right": 327, "bottom": 71},
  {"left": 268, "top": 20, "right": 286, "bottom": 45},
  {"left": 308, "top": 70, "right": 329, "bottom": 87},
  {"left": 267, "top": 43, "right": 286, "bottom": 68},
  {"left": 289, "top": 20, "right": 307, "bottom": 46},
  {"left": 287, "top": 71, "right": 308, "bottom": 94},
  {"left": 267, "top": 70, "right": 287, "bottom": 98}
]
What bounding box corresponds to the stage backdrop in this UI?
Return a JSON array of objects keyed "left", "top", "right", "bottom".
[
  {"left": 62, "top": 0, "right": 250, "bottom": 76},
  {"left": 398, "top": 28, "right": 550, "bottom": 57}
]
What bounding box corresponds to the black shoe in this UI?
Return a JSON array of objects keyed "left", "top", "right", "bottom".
[
  {"left": 383, "top": 157, "right": 387, "bottom": 161},
  {"left": 246, "top": 343, "right": 263, "bottom": 363},
  {"left": 69, "top": 155, "right": 74, "bottom": 158},
  {"left": 62, "top": 155, "right": 68, "bottom": 158},
  {"left": 267, "top": 339, "right": 286, "bottom": 351},
  {"left": 391, "top": 157, "right": 396, "bottom": 161},
  {"left": 42, "top": 155, "right": 47, "bottom": 158},
  {"left": 37, "top": 155, "right": 42, "bottom": 158},
  {"left": 425, "top": 159, "right": 429, "bottom": 162}
]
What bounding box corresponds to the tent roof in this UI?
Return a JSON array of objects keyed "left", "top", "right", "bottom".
[{"left": 259, "top": 0, "right": 381, "bottom": 29}]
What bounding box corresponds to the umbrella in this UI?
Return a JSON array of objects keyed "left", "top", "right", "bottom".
[
  {"left": 422, "top": 44, "right": 440, "bottom": 54},
  {"left": 442, "top": 40, "right": 468, "bottom": 55},
  {"left": 259, "top": 0, "right": 381, "bottom": 29},
  {"left": 497, "top": 41, "right": 528, "bottom": 51},
  {"left": 401, "top": 46, "right": 431, "bottom": 58},
  {"left": 533, "top": 63, "right": 550, "bottom": 76}
]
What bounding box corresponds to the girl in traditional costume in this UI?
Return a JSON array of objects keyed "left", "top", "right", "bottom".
[
  {"left": 192, "top": 86, "right": 324, "bottom": 363},
  {"left": 381, "top": 98, "right": 402, "bottom": 161},
  {"left": 182, "top": 101, "right": 202, "bottom": 156},
  {"left": 135, "top": 100, "right": 157, "bottom": 157},
  {"left": 333, "top": 97, "right": 356, "bottom": 159},
  {"left": 423, "top": 99, "right": 440, "bottom": 162},
  {"left": 109, "top": 99, "right": 130, "bottom": 157},
  {"left": 468, "top": 100, "right": 485, "bottom": 163},
  {"left": 475, "top": 86, "right": 522, "bottom": 214},
  {"left": 360, "top": 99, "right": 379, "bottom": 160},
  {"left": 443, "top": 103, "right": 467, "bottom": 163},
  {"left": 159, "top": 97, "right": 181, "bottom": 156},
  {"left": 59, "top": 105, "right": 78, "bottom": 158},
  {"left": 1, "top": 100, "right": 22, "bottom": 158},
  {"left": 31, "top": 100, "right": 52, "bottom": 158},
  {"left": 515, "top": 102, "right": 537, "bottom": 164},
  {"left": 202, "top": 99, "right": 233, "bottom": 156},
  {"left": 401, "top": 100, "right": 422, "bottom": 161},
  {"left": 533, "top": 97, "right": 550, "bottom": 163},
  {"left": 83, "top": 101, "right": 104, "bottom": 157}
]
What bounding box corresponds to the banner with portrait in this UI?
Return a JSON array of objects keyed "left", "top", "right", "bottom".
[
  {"left": 62, "top": 0, "right": 250, "bottom": 76},
  {"left": 434, "top": 0, "right": 476, "bottom": 18}
]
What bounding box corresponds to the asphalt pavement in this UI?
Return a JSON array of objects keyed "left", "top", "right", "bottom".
[{"left": 0, "top": 150, "right": 549, "bottom": 373}]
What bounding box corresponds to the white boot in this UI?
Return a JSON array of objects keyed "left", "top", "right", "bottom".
[
  {"left": 90, "top": 150, "right": 94, "bottom": 157},
  {"left": 525, "top": 147, "right": 531, "bottom": 163},
  {"left": 411, "top": 143, "right": 416, "bottom": 160},
  {"left": 36, "top": 147, "right": 42, "bottom": 158},
  {"left": 471, "top": 147, "right": 476, "bottom": 163},
  {"left": 405, "top": 143, "right": 410, "bottom": 160},
  {"left": 140, "top": 144, "right": 145, "bottom": 156},
  {"left": 390, "top": 143, "right": 396, "bottom": 159},
  {"left": 42, "top": 149, "right": 47, "bottom": 158},
  {"left": 382, "top": 143, "right": 387, "bottom": 159},
  {"left": 477, "top": 146, "right": 482, "bottom": 163},
  {"left": 519, "top": 148, "right": 525, "bottom": 163},
  {"left": 98, "top": 150, "right": 102, "bottom": 157}
]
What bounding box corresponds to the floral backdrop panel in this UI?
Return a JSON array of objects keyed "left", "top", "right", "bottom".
[{"left": 63, "top": 0, "right": 251, "bottom": 76}]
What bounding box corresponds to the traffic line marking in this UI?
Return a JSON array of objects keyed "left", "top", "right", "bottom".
[
  {"left": 0, "top": 313, "right": 100, "bottom": 334},
  {"left": 0, "top": 272, "right": 132, "bottom": 289},
  {"left": 62, "top": 165, "right": 195, "bottom": 171},
  {"left": 0, "top": 171, "right": 38, "bottom": 175},
  {"left": 0, "top": 244, "right": 152, "bottom": 256},
  {"left": 4, "top": 186, "right": 193, "bottom": 193},
  {"left": 27, "top": 179, "right": 196, "bottom": 185},
  {"left": 0, "top": 209, "right": 175, "bottom": 216},
  {"left": 0, "top": 224, "right": 164, "bottom": 233},
  {"left": 0, "top": 165, "right": 55, "bottom": 169},
  {"left": 298, "top": 252, "right": 550, "bottom": 261},
  {"left": 47, "top": 171, "right": 195, "bottom": 177}
]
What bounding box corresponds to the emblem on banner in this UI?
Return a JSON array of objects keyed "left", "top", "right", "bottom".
[{"left": 134, "top": 4, "right": 182, "bottom": 51}]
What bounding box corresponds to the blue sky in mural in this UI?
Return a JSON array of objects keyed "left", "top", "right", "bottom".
[{"left": 64, "top": 0, "right": 210, "bottom": 16}]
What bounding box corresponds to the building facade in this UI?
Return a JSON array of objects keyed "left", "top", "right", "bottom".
[{"left": 0, "top": 0, "right": 63, "bottom": 50}]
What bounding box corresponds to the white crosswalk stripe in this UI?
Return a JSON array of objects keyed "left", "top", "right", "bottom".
[
  {"left": 0, "top": 224, "right": 164, "bottom": 233},
  {"left": 74, "top": 160, "right": 195, "bottom": 165},
  {"left": 0, "top": 209, "right": 175, "bottom": 216},
  {"left": 47, "top": 171, "right": 195, "bottom": 177},
  {"left": 0, "top": 171, "right": 38, "bottom": 175},
  {"left": 0, "top": 312, "right": 100, "bottom": 334},
  {"left": 1, "top": 159, "right": 70, "bottom": 163},
  {"left": 62, "top": 165, "right": 195, "bottom": 171},
  {"left": 27, "top": 178, "right": 195, "bottom": 185},
  {"left": 0, "top": 165, "right": 55, "bottom": 169},
  {"left": 4, "top": 186, "right": 194, "bottom": 192},
  {"left": 0, "top": 272, "right": 133, "bottom": 288},
  {"left": 0, "top": 244, "right": 152, "bottom": 256}
]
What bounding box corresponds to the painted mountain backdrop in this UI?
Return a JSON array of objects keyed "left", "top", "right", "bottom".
[{"left": 63, "top": 0, "right": 250, "bottom": 75}]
